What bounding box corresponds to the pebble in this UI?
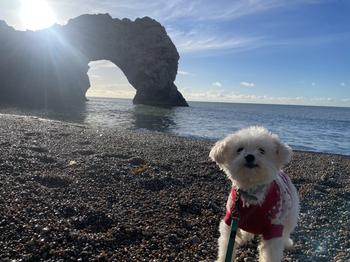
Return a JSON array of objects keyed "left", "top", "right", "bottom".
[{"left": 128, "top": 157, "right": 146, "bottom": 165}]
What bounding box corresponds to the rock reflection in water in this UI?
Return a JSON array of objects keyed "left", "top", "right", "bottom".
[
  {"left": 131, "top": 104, "right": 176, "bottom": 133},
  {"left": 0, "top": 103, "right": 88, "bottom": 124}
]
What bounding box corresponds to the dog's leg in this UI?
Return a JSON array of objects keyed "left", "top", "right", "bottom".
[
  {"left": 236, "top": 229, "right": 254, "bottom": 246},
  {"left": 283, "top": 183, "right": 300, "bottom": 250},
  {"left": 258, "top": 237, "right": 284, "bottom": 262},
  {"left": 217, "top": 220, "right": 232, "bottom": 262},
  {"left": 217, "top": 220, "right": 241, "bottom": 262},
  {"left": 217, "top": 222, "right": 253, "bottom": 262}
]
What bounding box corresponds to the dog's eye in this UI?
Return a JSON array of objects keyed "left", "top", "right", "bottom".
[
  {"left": 259, "top": 148, "right": 265, "bottom": 154},
  {"left": 237, "top": 147, "right": 244, "bottom": 153}
]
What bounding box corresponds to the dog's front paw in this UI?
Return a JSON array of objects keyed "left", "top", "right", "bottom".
[
  {"left": 217, "top": 220, "right": 231, "bottom": 262},
  {"left": 284, "top": 238, "right": 294, "bottom": 249}
]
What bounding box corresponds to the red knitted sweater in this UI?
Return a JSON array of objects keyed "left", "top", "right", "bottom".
[{"left": 224, "top": 172, "right": 293, "bottom": 240}]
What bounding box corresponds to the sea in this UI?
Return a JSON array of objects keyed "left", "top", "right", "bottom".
[{"left": 1, "top": 97, "right": 349, "bottom": 156}]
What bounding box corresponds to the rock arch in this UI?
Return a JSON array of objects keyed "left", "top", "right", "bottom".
[{"left": 0, "top": 14, "right": 188, "bottom": 107}]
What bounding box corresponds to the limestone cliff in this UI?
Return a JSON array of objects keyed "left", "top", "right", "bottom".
[{"left": 0, "top": 14, "right": 188, "bottom": 107}]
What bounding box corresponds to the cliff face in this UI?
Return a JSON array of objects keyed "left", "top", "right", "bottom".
[{"left": 0, "top": 14, "right": 188, "bottom": 107}]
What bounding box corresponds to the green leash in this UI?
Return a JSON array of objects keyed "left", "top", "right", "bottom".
[{"left": 225, "top": 190, "right": 240, "bottom": 262}]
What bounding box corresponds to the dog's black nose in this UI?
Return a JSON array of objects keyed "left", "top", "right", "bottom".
[{"left": 245, "top": 154, "right": 255, "bottom": 163}]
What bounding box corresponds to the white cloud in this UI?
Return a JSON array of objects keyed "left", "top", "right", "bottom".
[
  {"left": 168, "top": 27, "right": 261, "bottom": 53},
  {"left": 179, "top": 87, "right": 306, "bottom": 104},
  {"left": 170, "top": 28, "right": 350, "bottom": 54},
  {"left": 2, "top": 0, "right": 326, "bottom": 53},
  {"left": 50, "top": 0, "right": 314, "bottom": 23},
  {"left": 178, "top": 70, "right": 192, "bottom": 76},
  {"left": 240, "top": 81, "right": 255, "bottom": 87},
  {"left": 310, "top": 97, "right": 333, "bottom": 102},
  {"left": 178, "top": 87, "right": 349, "bottom": 106},
  {"left": 88, "top": 74, "right": 101, "bottom": 79},
  {"left": 212, "top": 81, "right": 222, "bottom": 87},
  {"left": 88, "top": 60, "right": 117, "bottom": 70},
  {"left": 86, "top": 84, "right": 135, "bottom": 98},
  {"left": 2, "top": 0, "right": 337, "bottom": 54}
]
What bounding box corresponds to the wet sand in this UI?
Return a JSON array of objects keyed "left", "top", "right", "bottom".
[{"left": 0, "top": 114, "right": 349, "bottom": 261}]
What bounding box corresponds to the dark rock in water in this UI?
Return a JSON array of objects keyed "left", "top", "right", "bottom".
[{"left": 0, "top": 14, "right": 188, "bottom": 108}]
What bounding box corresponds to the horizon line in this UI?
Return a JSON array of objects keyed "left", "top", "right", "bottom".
[{"left": 86, "top": 95, "right": 350, "bottom": 109}]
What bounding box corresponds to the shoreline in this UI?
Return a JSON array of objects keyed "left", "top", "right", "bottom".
[
  {"left": 0, "top": 114, "right": 349, "bottom": 261},
  {"left": 1, "top": 112, "right": 348, "bottom": 158}
]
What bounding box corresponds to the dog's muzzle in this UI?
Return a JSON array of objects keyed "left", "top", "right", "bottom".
[{"left": 245, "top": 154, "right": 258, "bottom": 168}]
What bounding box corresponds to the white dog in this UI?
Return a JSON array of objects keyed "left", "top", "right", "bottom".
[{"left": 210, "top": 126, "right": 299, "bottom": 262}]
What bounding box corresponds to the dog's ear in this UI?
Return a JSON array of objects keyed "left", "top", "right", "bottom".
[
  {"left": 273, "top": 135, "right": 292, "bottom": 168},
  {"left": 209, "top": 140, "right": 228, "bottom": 164}
]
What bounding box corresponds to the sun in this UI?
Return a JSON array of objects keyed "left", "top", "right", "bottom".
[{"left": 20, "top": 0, "right": 57, "bottom": 31}]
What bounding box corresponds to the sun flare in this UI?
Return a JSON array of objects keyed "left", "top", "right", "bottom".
[{"left": 20, "top": 0, "right": 57, "bottom": 31}]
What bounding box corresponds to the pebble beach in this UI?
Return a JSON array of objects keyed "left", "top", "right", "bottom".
[{"left": 0, "top": 114, "right": 349, "bottom": 261}]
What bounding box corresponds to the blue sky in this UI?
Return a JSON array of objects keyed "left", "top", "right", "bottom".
[{"left": 1, "top": 0, "right": 349, "bottom": 107}]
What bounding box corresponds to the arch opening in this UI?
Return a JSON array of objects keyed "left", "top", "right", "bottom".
[{"left": 86, "top": 60, "right": 135, "bottom": 99}]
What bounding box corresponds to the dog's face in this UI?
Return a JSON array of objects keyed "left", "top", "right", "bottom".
[{"left": 209, "top": 126, "right": 292, "bottom": 189}]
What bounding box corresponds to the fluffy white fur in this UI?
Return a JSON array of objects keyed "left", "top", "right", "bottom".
[{"left": 210, "top": 126, "right": 299, "bottom": 262}]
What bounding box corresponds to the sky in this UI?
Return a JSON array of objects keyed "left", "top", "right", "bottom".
[{"left": 0, "top": 0, "right": 349, "bottom": 107}]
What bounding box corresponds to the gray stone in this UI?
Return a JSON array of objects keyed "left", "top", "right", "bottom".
[{"left": 0, "top": 14, "right": 188, "bottom": 108}]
